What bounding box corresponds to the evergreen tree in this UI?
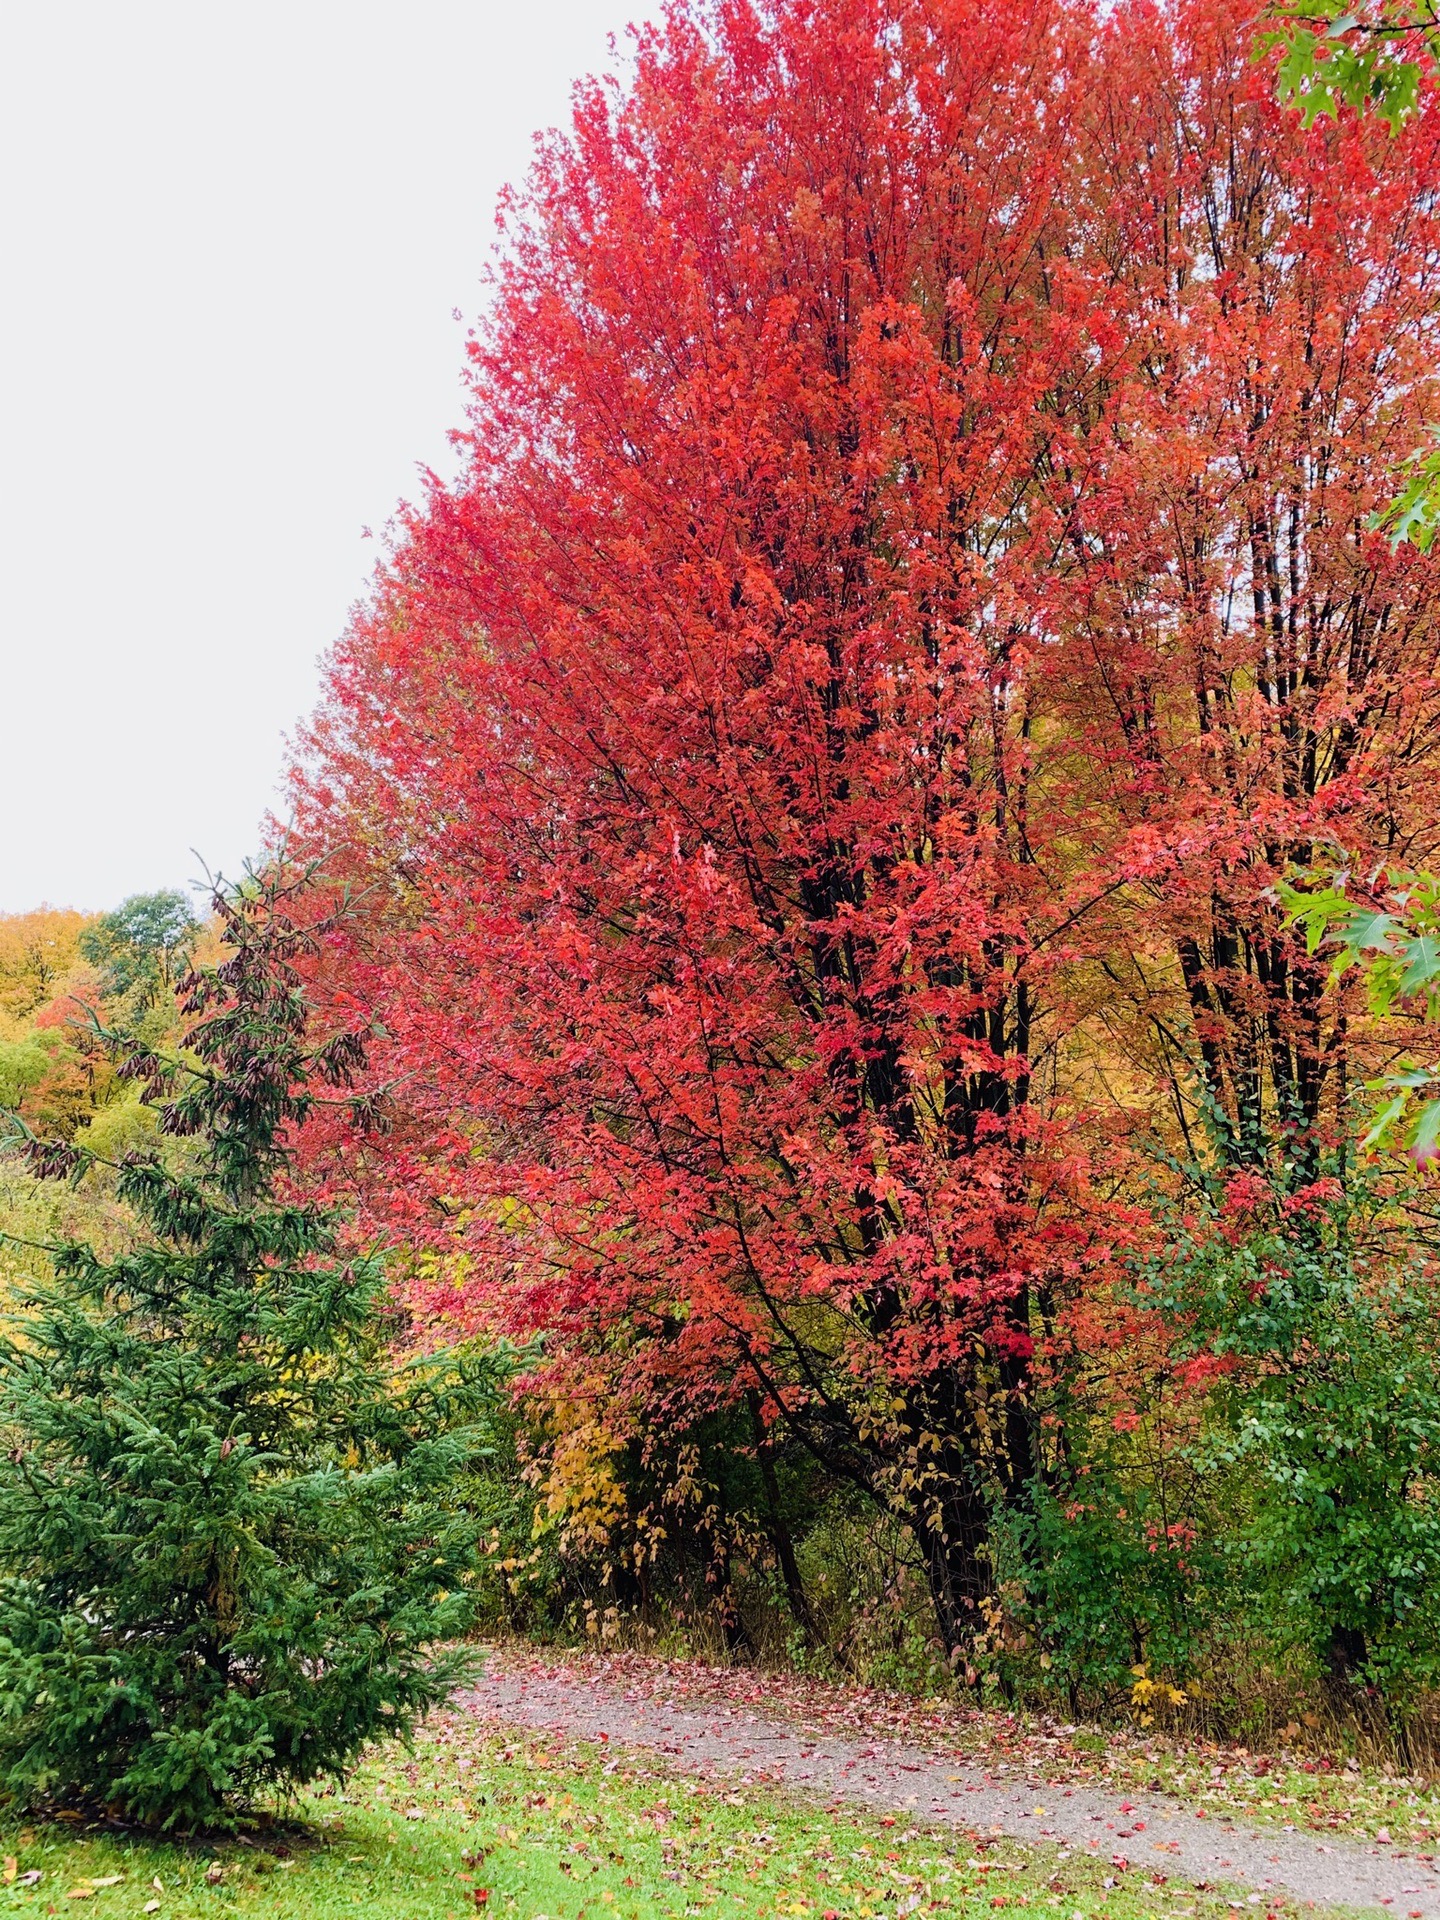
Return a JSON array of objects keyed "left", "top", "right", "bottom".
[{"left": 0, "top": 867, "right": 496, "bottom": 1829}]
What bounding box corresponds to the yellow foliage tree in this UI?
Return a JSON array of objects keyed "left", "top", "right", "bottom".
[{"left": 0, "top": 909, "right": 94, "bottom": 1028}]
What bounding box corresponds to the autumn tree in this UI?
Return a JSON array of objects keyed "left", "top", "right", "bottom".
[
  {"left": 292, "top": 0, "right": 1440, "bottom": 1658},
  {"left": 0, "top": 910, "right": 92, "bottom": 1025},
  {"left": 1052, "top": 0, "right": 1440, "bottom": 1180}
]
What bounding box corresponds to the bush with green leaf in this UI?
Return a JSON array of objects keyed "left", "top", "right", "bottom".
[
  {"left": 990, "top": 1167, "right": 1440, "bottom": 1728},
  {"left": 1144, "top": 1179, "right": 1440, "bottom": 1715},
  {"left": 998, "top": 1424, "right": 1224, "bottom": 1706},
  {"left": 0, "top": 866, "right": 500, "bottom": 1829}
]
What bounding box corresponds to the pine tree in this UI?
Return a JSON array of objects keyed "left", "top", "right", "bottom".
[{"left": 0, "top": 868, "right": 496, "bottom": 1829}]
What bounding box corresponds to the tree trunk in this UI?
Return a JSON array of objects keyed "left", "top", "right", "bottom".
[
  {"left": 913, "top": 1468, "right": 994, "bottom": 1661},
  {"left": 747, "top": 1392, "right": 822, "bottom": 1652}
]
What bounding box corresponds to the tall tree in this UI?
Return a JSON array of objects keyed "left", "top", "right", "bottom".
[
  {"left": 293, "top": 0, "right": 1440, "bottom": 1654},
  {"left": 79, "top": 889, "right": 201, "bottom": 1013},
  {"left": 1057, "top": 0, "right": 1440, "bottom": 1175}
]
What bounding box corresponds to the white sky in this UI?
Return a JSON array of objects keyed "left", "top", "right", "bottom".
[{"left": 0, "top": 0, "right": 636, "bottom": 913}]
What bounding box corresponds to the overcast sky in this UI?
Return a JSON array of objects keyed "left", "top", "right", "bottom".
[{"left": 0, "top": 0, "right": 634, "bottom": 913}]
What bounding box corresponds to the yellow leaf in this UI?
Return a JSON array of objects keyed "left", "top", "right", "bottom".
[{"left": 2, "top": 1860, "right": 15, "bottom": 1886}]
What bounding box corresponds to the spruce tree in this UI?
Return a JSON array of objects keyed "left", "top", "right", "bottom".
[{"left": 0, "top": 868, "right": 494, "bottom": 1829}]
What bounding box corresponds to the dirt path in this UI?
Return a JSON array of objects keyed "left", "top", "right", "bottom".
[{"left": 462, "top": 1653, "right": 1440, "bottom": 1917}]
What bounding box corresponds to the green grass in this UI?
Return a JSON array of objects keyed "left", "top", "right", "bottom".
[
  {"left": 0, "top": 1716, "right": 1256, "bottom": 1920},
  {"left": 1090, "top": 1751, "right": 1440, "bottom": 1850}
]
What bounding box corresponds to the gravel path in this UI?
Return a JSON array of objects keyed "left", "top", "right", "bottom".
[{"left": 461, "top": 1657, "right": 1440, "bottom": 1917}]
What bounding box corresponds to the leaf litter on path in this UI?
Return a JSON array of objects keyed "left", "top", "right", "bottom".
[
  {"left": 476, "top": 1642, "right": 1440, "bottom": 1845},
  {"left": 463, "top": 1643, "right": 1440, "bottom": 1917}
]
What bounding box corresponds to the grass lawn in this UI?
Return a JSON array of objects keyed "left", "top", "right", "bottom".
[{"left": 0, "top": 1714, "right": 1257, "bottom": 1920}]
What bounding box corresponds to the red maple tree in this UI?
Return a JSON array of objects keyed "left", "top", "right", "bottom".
[{"left": 293, "top": 0, "right": 1440, "bottom": 1652}]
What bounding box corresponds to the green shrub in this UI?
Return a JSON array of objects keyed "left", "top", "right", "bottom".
[
  {"left": 1156, "top": 1183, "right": 1440, "bottom": 1712},
  {"left": 985, "top": 1178, "right": 1440, "bottom": 1732},
  {"left": 998, "top": 1460, "right": 1224, "bottom": 1703}
]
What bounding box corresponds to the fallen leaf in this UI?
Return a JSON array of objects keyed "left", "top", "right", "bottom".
[
  {"left": 88, "top": 1878, "right": 123, "bottom": 1889},
  {"left": 143, "top": 1905, "right": 160, "bottom": 1915},
  {"left": 1, "top": 1859, "right": 14, "bottom": 1886},
  {"left": 65, "top": 1891, "right": 94, "bottom": 1902}
]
